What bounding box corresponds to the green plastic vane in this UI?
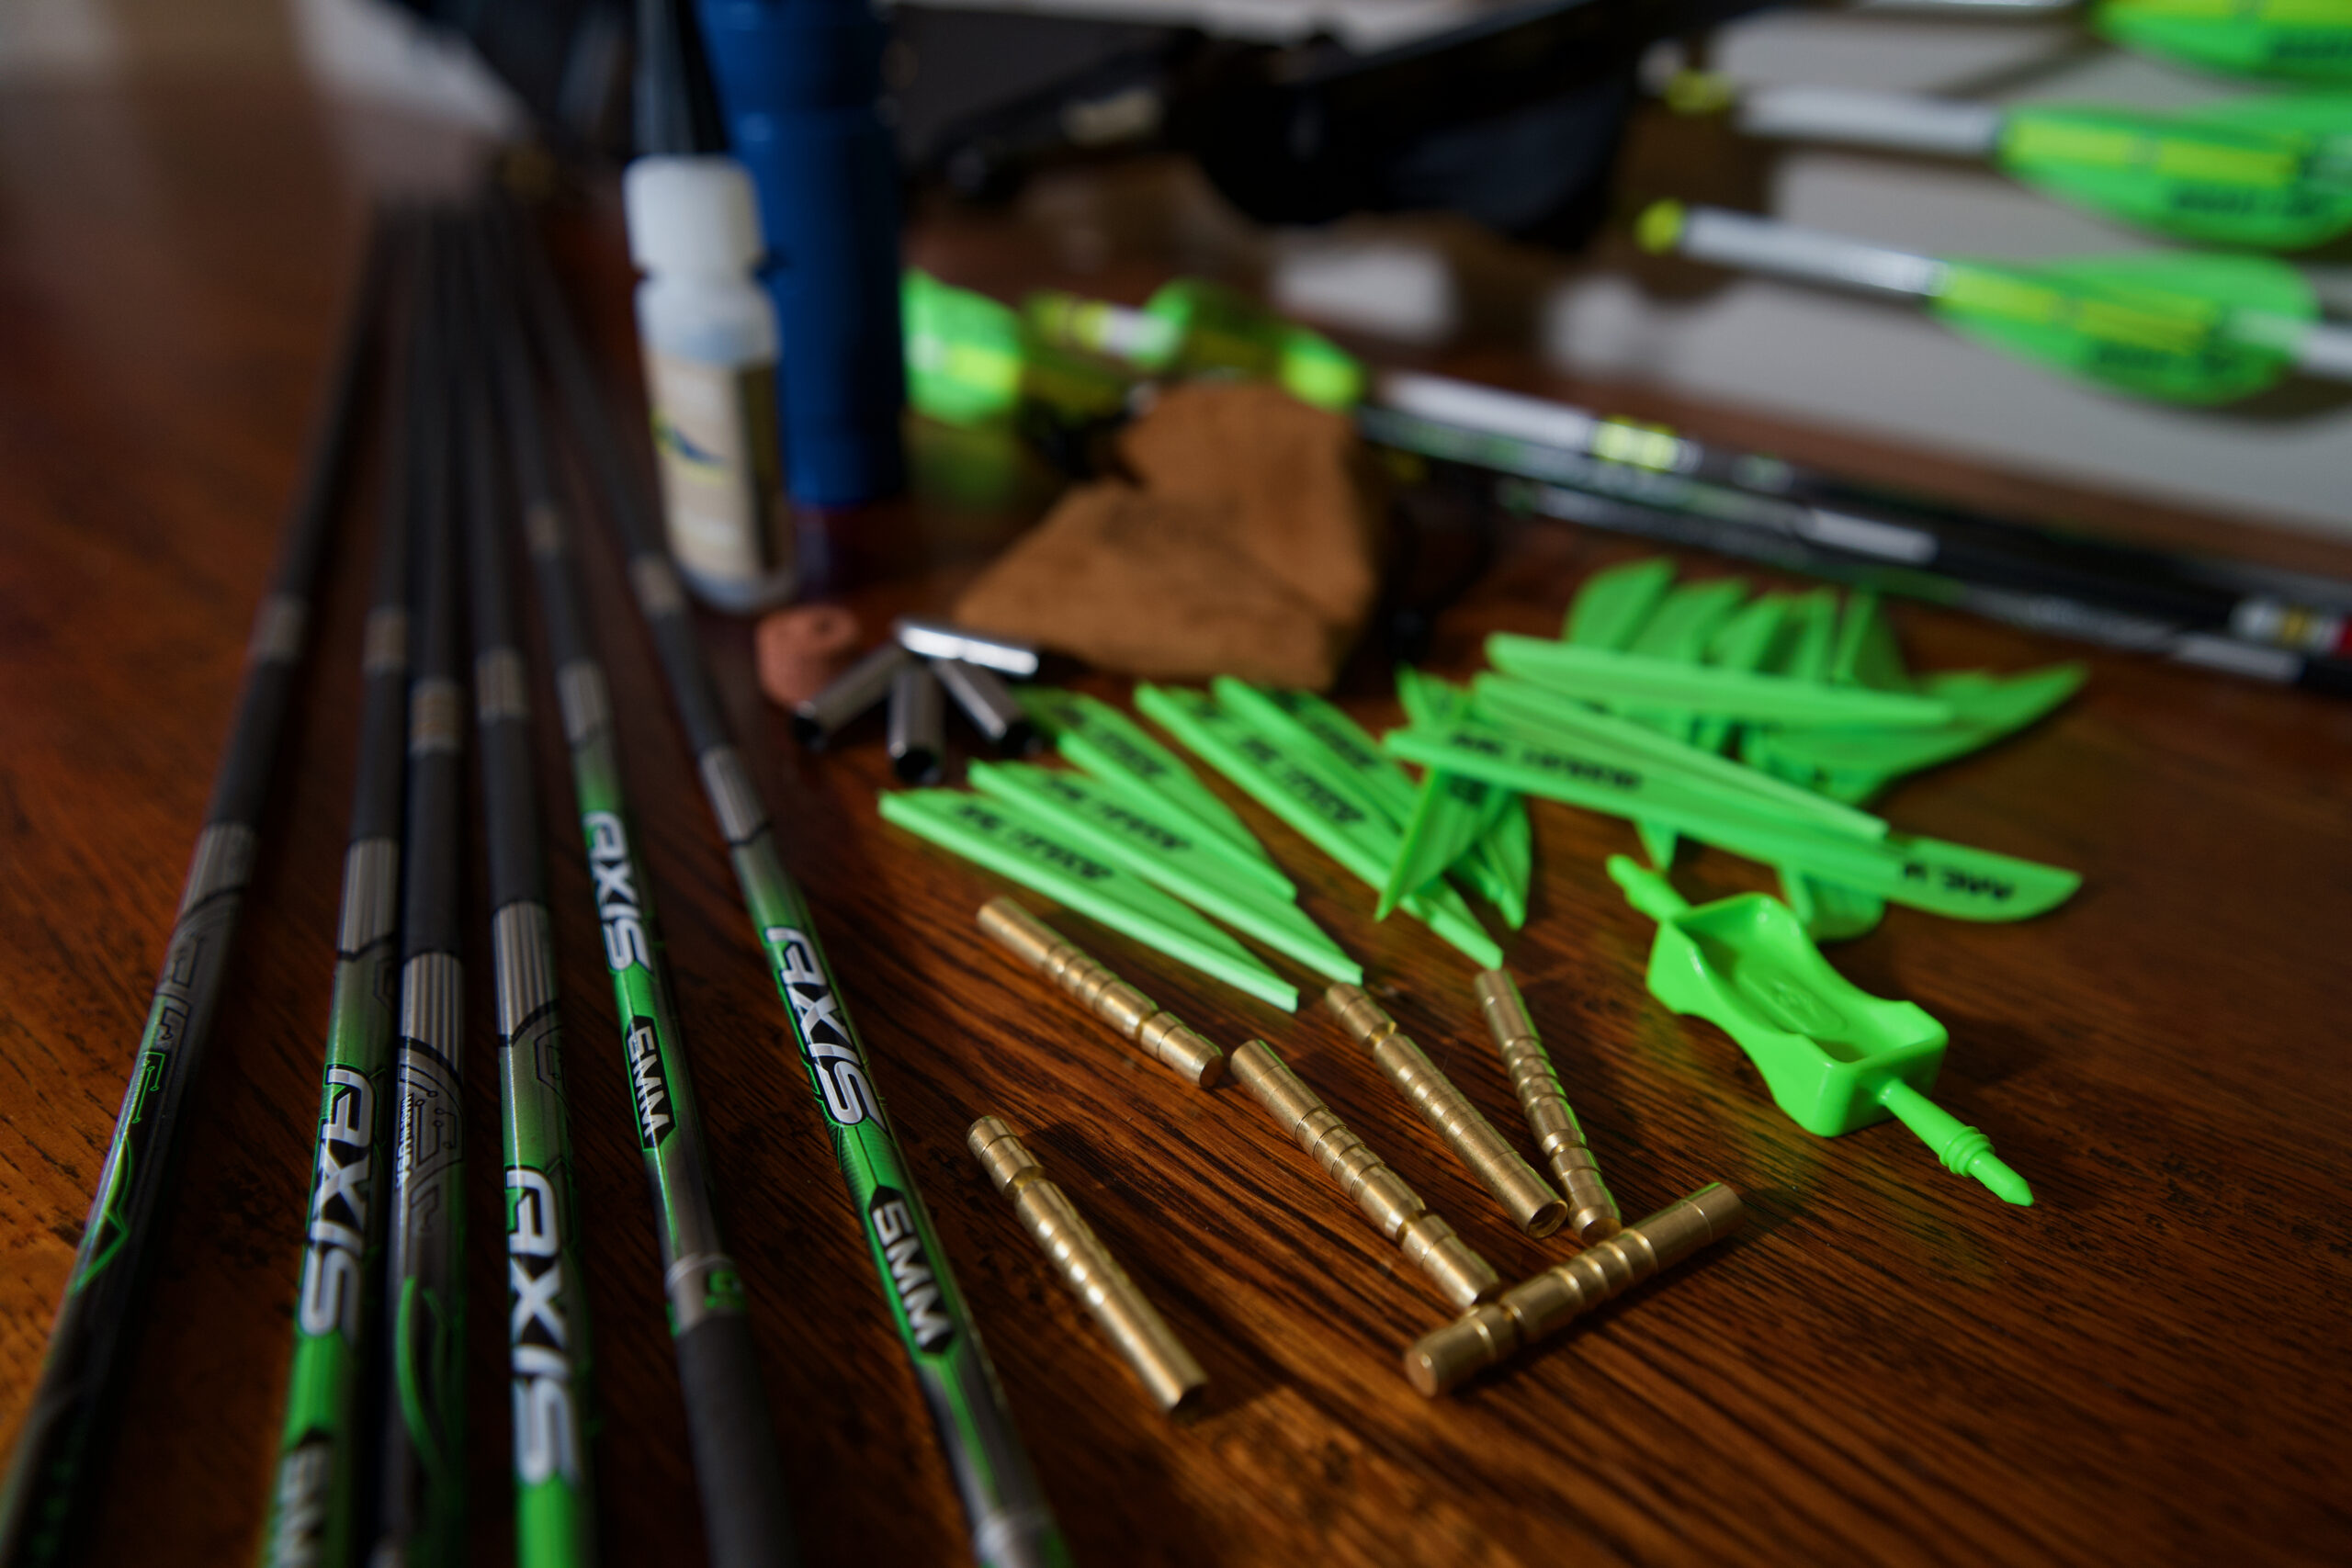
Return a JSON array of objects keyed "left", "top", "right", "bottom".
[
  {"left": 1562, "top": 556, "right": 1679, "bottom": 647},
  {"left": 1743, "top": 588, "right": 1892, "bottom": 941},
  {"left": 2095, "top": 0, "right": 2352, "bottom": 85},
  {"left": 1638, "top": 201, "right": 2352, "bottom": 402},
  {"left": 1488, "top": 633, "right": 1959, "bottom": 726},
  {"left": 1383, "top": 670, "right": 1531, "bottom": 925},
  {"left": 967, "top": 762, "right": 1362, "bottom": 983},
  {"left": 878, "top": 787, "right": 1298, "bottom": 1010},
  {"left": 1212, "top": 676, "right": 1526, "bottom": 921},
  {"left": 1019, "top": 686, "right": 1271, "bottom": 863},
  {"left": 1382, "top": 719, "right": 2082, "bottom": 921},
  {"left": 1574, "top": 573, "right": 1751, "bottom": 866},
  {"left": 2004, "top": 95, "right": 2352, "bottom": 249},
  {"left": 1608, "top": 857, "right": 2033, "bottom": 1206},
  {"left": 1734, "top": 83, "right": 2352, "bottom": 248},
  {"left": 1468, "top": 674, "right": 1890, "bottom": 840},
  {"left": 1137, "top": 684, "right": 1504, "bottom": 966},
  {"left": 902, "top": 269, "right": 1131, "bottom": 429},
  {"left": 1023, "top": 276, "right": 1367, "bottom": 410}
]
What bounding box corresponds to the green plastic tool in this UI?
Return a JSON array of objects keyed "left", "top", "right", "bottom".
[
  {"left": 1019, "top": 686, "right": 1271, "bottom": 862},
  {"left": 1137, "top": 684, "right": 1504, "bottom": 966},
  {"left": 2095, "top": 0, "right": 2352, "bottom": 86},
  {"left": 1488, "top": 634, "right": 1959, "bottom": 726},
  {"left": 1639, "top": 200, "right": 2352, "bottom": 404},
  {"left": 903, "top": 269, "right": 1131, "bottom": 429},
  {"left": 967, "top": 761, "right": 1363, "bottom": 983},
  {"left": 1023, "top": 277, "right": 1367, "bottom": 410},
  {"left": 1608, "top": 857, "right": 2033, "bottom": 1206},
  {"left": 877, "top": 787, "right": 1299, "bottom": 1009},
  {"left": 1382, "top": 719, "right": 2082, "bottom": 921},
  {"left": 1731, "top": 83, "right": 2352, "bottom": 249}
]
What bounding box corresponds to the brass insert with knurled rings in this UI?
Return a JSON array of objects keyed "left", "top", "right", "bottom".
[
  {"left": 1475, "top": 969, "right": 1623, "bottom": 1245},
  {"left": 1403, "top": 1182, "right": 1745, "bottom": 1396},
  {"left": 976, "top": 897, "right": 1224, "bottom": 1086},
  {"left": 1323, "top": 984, "right": 1567, "bottom": 1237},
  {"left": 1227, "top": 1039, "right": 1499, "bottom": 1311},
  {"left": 967, "top": 1117, "right": 1208, "bottom": 1414}
]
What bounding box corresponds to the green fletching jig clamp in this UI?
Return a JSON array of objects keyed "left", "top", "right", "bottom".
[{"left": 1607, "top": 857, "right": 2033, "bottom": 1208}]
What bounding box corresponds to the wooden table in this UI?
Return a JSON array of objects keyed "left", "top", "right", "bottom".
[{"left": 4, "top": 77, "right": 2347, "bottom": 1568}]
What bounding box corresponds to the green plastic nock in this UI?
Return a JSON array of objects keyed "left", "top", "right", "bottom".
[{"left": 1607, "top": 856, "right": 2033, "bottom": 1208}]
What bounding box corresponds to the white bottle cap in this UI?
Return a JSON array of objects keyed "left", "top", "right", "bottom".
[{"left": 623, "top": 155, "right": 764, "bottom": 275}]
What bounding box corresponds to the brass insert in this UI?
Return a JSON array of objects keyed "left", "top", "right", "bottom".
[
  {"left": 967, "top": 1117, "right": 1207, "bottom": 1415},
  {"left": 1227, "top": 1040, "right": 1499, "bottom": 1311},
  {"left": 1324, "top": 984, "right": 1566, "bottom": 1238},
  {"left": 1475, "top": 969, "right": 1622, "bottom": 1245},
  {"left": 977, "top": 897, "right": 1224, "bottom": 1086},
  {"left": 1403, "top": 1182, "right": 1745, "bottom": 1396}
]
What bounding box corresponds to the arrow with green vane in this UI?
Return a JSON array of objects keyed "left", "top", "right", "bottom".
[
  {"left": 1637, "top": 199, "right": 2352, "bottom": 402},
  {"left": 1715, "top": 81, "right": 2352, "bottom": 250}
]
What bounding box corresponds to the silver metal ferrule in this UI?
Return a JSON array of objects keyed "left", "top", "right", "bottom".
[
  {"left": 791, "top": 641, "right": 911, "bottom": 747},
  {"left": 887, "top": 662, "right": 945, "bottom": 784},
  {"left": 933, "top": 659, "right": 1036, "bottom": 754},
  {"left": 895, "top": 616, "right": 1042, "bottom": 677}
]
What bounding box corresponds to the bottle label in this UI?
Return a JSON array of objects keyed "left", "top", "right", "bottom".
[{"left": 646, "top": 351, "right": 791, "bottom": 591}]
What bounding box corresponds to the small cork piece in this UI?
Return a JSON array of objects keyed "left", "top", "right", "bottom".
[{"left": 755, "top": 603, "right": 862, "bottom": 707}]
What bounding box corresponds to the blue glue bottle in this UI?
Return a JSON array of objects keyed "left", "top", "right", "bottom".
[{"left": 696, "top": 0, "right": 908, "bottom": 507}]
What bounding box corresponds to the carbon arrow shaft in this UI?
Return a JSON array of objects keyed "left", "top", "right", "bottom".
[
  {"left": 483, "top": 217, "right": 797, "bottom": 1568},
  {"left": 507, "top": 211, "right": 1070, "bottom": 1568},
  {"left": 0, "top": 217, "right": 390, "bottom": 1568}
]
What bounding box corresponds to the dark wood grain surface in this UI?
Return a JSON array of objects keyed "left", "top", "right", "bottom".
[{"left": 4, "top": 76, "right": 2349, "bottom": 1568}]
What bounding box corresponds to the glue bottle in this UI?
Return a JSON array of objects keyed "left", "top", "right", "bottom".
[{"left": 625, "top": 0, "right": 795, "bottom": 612}]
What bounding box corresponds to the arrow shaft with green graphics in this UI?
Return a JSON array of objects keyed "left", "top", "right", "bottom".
[
  {"left": 1640, "top": 200, "right": 2352, "bottom": 401},
  {"left": 521, "top": 220, "right": 1069, "bottom": 1568}
]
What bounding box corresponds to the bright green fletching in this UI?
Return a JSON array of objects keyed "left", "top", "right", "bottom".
[
  {"left": 1211, "top": 677, "right": 1416, "bottom": 824},
  {"left": 1384, "top": 768, "right": 1504, "bottom": 919},
  {"left": 1626, "top": 578, "right": 1749, "bottom": 663},
  {"left": 1020, "top": 686, "right": 1272, "bottom": 862},
  {"left": 1137, "top": 684, "right": 1503, "bottom": 966},
  {"left": 1764, "top": 665, "right": 2089, "bottom": 789},
  {"left": 1614, "top": 575, "right": 1749, "bottom": 865},
  {"left": 1478, "top": 797, "right": 1532, "bottom": 929},
  {"left": 1608, "top": 856, "right": 2033, "bottom": 1205},
  {"left": 2096, "top": 0, "right": 2352, "bottom": 85},
  {"left": 879, "top": 786, "right": 1298, "bottom": 1010},
  {"left": 1739, "top": 588, "right": 1885, "bottom": 940},
  {"left": 1488, "top": 634, "right": 1957, "bottom": 726},
  {"left": 903, "top": 269, "right": 1131, "bottom": 428},
  {"left": 1998, "top": 96, "right": 2352, "bottom": 249},
  {"left": 1384, "top": 720, "right": 2081, "bottom": 921},
  {"left": 1930, "top": 249, "right": 2317, "bottom": 402},
  {"left": 1141, "top": 277, "right": 1368, "bottom": 409},
  {"left": 1469, "top": 674, "right": 1890, "bottom": 840},
  {"left": 1387, "top": 668, "right": 1529, "bottom": 924},
  {"left": 967, "top": 761, "right": 1361, "bottom": 983},
  {"left": 1565, "top": 556, "right": 1680, "bottom": 647}
]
